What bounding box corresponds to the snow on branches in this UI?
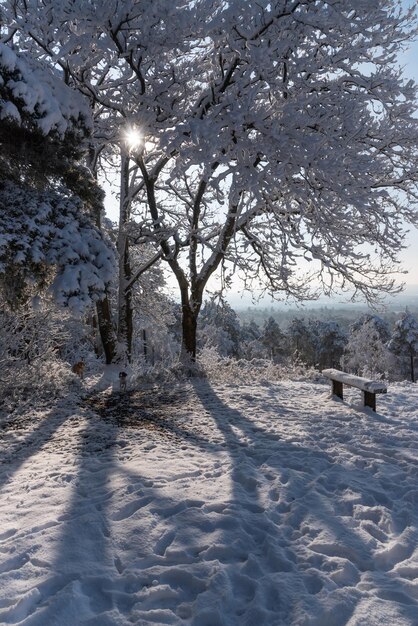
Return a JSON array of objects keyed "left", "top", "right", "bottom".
[
  {"left": 0, "top": 181, "right": 115, "bottom": 312},
  {"left": 3, "top": 0, "right": 418, "bottom": 358},
  {"left": 0, "top": 42, "right": 91, "bottom": 138},
  {"left": 0, "top": 41, "right": 115, "bottom": 311}
]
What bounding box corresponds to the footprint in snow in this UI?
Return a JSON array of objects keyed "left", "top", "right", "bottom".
[
  {"left": 114, "top": 556, "right": 124, "bottom": 574},
  {"left": 0, "top": 552, "right": 30, "bottom": 574},
  {"left": 0, "top": 528, "right": 17, "bottom": 541},
  {"left": 154, "top": 530, "right": 176, "bottom": 556},
  {"left": 111, "top": 495, "right": 154, "bottom": 521}
]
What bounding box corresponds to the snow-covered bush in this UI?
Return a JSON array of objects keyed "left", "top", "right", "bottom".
[
  {"left": 0, "top": 297, "right": 95, "bottom": 411},
  {"left": 0, "top": 358, "right": 80, "bottom": 415},
  {"left": 199, "top": 347, "right": 321, "bottom": 385}
]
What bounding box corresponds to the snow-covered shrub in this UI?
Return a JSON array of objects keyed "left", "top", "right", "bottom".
[
  {"left": 0, "top": 358, "right": 80, "bottom": 415},
  {"left": 0, "top": 298, "right": 94, "bottom": 411},
  {"left": 199, "top": 347, "right": 321, "bottom": 385}
]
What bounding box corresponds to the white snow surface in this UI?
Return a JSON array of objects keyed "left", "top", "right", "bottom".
[{"left": 1, "top": 376, "right": 418, "bottom": 625}]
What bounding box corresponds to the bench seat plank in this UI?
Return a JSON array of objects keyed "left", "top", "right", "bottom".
[{"left": 322, "top": 369, "right": 387, "bottom": 394}]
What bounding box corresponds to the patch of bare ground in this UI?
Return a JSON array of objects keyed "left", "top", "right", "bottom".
[{"left": 84, "top": 384, "right": 201, "bottom": 443}]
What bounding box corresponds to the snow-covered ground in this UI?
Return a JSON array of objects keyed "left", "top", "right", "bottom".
[{"left": 1, "top": 375, "right": 418, "bottom": 625}]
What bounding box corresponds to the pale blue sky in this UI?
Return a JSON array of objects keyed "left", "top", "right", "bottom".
[{"left": 398, "top": 4, "right": 418, "bottom": 285}]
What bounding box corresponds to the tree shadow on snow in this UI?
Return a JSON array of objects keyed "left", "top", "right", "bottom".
[
  {"left": 190, "top": 379, "right": 418, "bottom": 625},
  {"left": 3, "top": 381, "right": 417, "bottom": 625},
  {"left": 13, "top": 387, "right": 227, "bottom": 624},
  {"left": 0, "top": 396, "right": 78, "bottom": 490},
  {"left": 0, "top": 391, "right": 123, "bottom": 624}
]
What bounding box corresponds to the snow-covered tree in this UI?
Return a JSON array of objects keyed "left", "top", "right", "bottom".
[
  {"left": 350, "top": 314, "right": 391, "bottom": 344},
  {"left": 239, "top": 319, "right": 264, "bottom": 360},
  {"left": 130, "top": 245, "right": 177, "bottom": 365},
  {"left": 286, "top": 317, "right": 346, "bottom": 369},
  {"left": 241, "top": 320, "right": 261, "bottom": 344},
  {"left": 261, "top": 317, "right": 287, "bottom": 362},
  {"left": 199, "top": 301, "right": 241, "bottom": 358},
  {"left": 343, "top": 315, "right": 394, "bottom": 379},
  {"left": 5, "top": 1, "right": 418, "bottom": 363},
  {"left": 0, "top": 42, "right": 115, "bottom": 312},
  {"left": 309, "top": 320, "right": 347, "bottom": 371},
  {"left": 1, "top": 2, "right": 188, "bottom": 361},
  {"left": 287, "top": 318, "right": 314, "bottom": 365},
  {"left": 388, "top": 312, "right": 418, "bottom": 382}
]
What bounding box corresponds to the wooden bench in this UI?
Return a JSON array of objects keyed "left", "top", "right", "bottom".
[{"left": 322, "top": 368, "right": 387, "bottom": 411}]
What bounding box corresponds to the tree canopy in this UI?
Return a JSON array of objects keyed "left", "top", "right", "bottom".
[{"left": 2, "top": 0, "right": 418, "bottom": 359}]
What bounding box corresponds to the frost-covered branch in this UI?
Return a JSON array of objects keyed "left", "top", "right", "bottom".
[{"left": 3, "top": 0, "right": 418, "bottom": 360}]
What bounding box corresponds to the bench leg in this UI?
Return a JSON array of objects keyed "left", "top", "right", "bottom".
[
  {"left": 332, "top": 380, "right": 343, "bottom": 400},
  {"left": 363, "top": 391, "right": 376, "bottom": 411}
]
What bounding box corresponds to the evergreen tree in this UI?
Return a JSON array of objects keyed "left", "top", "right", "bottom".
[
  {"left": 388, "top": 313, "right": 418, "bottom": 382},
  {"left": 287, "top": 318, "right": 315, "bottom": 365},
  {"left": 351, "top": 314, "right": 390, "bottom": 343},
  {"left": 240, "top": 320, "right": 264, "bottom": 360},
  {"left": 0, "top": 42, "right": 115, "bottom": 311},
  {"left": 241, "top": 320, "right": 261, "bottom": 343},
  {"left": 309, "top": 320, "right": 347, "bottom": 371},
  {"left": 261, "top": 317, "right": 287, "bottom": 362}
]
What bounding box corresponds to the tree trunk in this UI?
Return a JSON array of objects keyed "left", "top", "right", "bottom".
[
  {"left": 411, "top": 352, "right": 415, "bottom": 383},
  {"left": 116, "top": 152, "right": 133, "bottom": 362},
  {"left": 116, "top": 239, "right": 133, "bottom": 361},
  {"left": 181, "top": 302, "right": 198, "bottom": 361},
  {"left": 96, "top": 297, "right": 117, "bottom": 364},
  {"left": 142, "top": 329, "right": 148, "bottom": 361},
  {"left": 85, "top": 145, "right": 118, "bottom": 364},
  {"left": 177, "top": 279, "right": 203, "bottom": 364}
]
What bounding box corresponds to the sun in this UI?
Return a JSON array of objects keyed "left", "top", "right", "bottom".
[{"left": 123, "top": 126, "right": 143, "bottom": 152}]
